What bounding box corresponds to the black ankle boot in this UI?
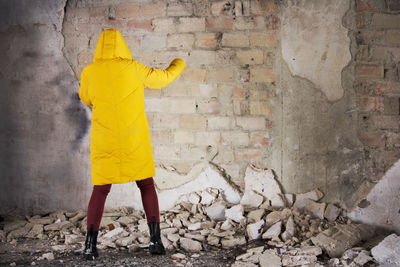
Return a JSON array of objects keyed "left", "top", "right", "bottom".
[
  {"left": 148, "top": 217, "right": 165, "bottom": 255},
  {"left": 84, "top": 225, "right": 99, "bottom": 260}
]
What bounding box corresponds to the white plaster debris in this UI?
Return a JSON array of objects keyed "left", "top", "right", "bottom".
[
  {"left": 179, "top": 237, "right": 202, "bottom": 252},
  {"left": 259, "top": 249, "right": 281, "bottom": 267},
  {"left": 102, "top": 227, "right": 124, "bottom": 240},
  {"left": 39, "top": 252, "right": 55, "bottom": 261},
  {"left": 240, "top": 165, "right": 281, "bottom": 208},
  {"left": 281, "top": 216, "right": 295, "bottom": 241},
  {"left": 262, "top": 221, "right": 282, "bottom": 240},
  {"left": 371, "top": 233, "right": 400, "bottom": 267},
  {"left": 225, "top": 204, "right": 245, "bottom": 223},
  {"left": 0, "top": 167, "right": 384, "bottom": 266},
  {"left": 205, "top": 201, "right": 226, "bottom": 221},
  {"left": 246, "top": 220, "right": 265, "bottom": 241},
  {"left": 324, "top": 203, "right": 341, "bottom": 222}
]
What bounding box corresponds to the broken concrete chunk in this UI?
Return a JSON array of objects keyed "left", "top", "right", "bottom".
[
  {"left": 262, "top": 221, "right": 281, "bottom": 240},
  {"left": 225, "top": 204, "right": 245, "bottom": 223},
  {"left": 371, "top": 233, "right": 400, "bottom": 267},
  {"left": 167, "top": 233, "right": 180, "bottom": 242},
  {"left": 221, "top": 236, "right": 246, "bottom": 248},
  {"left": 247, "top": 220, "right": 265, "bottom": 241},
  {"left": 259, "top": 249, "right": 282, "bottom": 267},
  {"left": 281, "top": 246, "right": 322, "bottom": 266},
  {"left": 69, "top": 211, "right": 86, "bottom": 224},
  {"left": 353, "top": 250, "right": 373, "bottom": 266},
  {"left": 64, "top": 234, "right": 84, "bottom": 245},
  {"left": 116, "top": 236, "right": 135, "bottom": 247},
  {"left": 103, "top": 227, "right": 124, "bottom": 240},
  {"left": 324, "top": 203, "right": 341, "bottom": 222},
  {"left": 311, "top": 223, "right": 374, "bottom": 258},
  {"left": 7, "top": 223, "right": 33, "bottom": 239},
  {"left": 284, "top": 194, "right": 294, "bottom": 207},
  {"left": 270, "top": 195, "right": 285, "bottom": 209},
  {"left": 281, "top": 216, "right": 295, "bottom": 241},
  {"left": 236, "top": 251, "right": 254, "bottom": 261},
  {"left": 188, "top": 192, "right": 201, "bottom": 205},
  {"left": 205, "top": 201, "right": 226, "bottom": 221},
  {"left": 117, "top": 216, "right": 135, "bottom": 226},
  {"left": 161, "top": 234, "right": 173, "bottom": 250},
  {"left": 220, "top": 220, "right": 233, "bottom": 231},
  {"left": 241, "top": 165, "right": 282, "bottom": 206},
  {"left": 207, "top": 235, "right": 220, "bottom": 246},
  {"left": 3, "top": 220, "right": 27, "bottom": 233},
  {"left": 179, "top": 237, "right": 202, "bottom": 252},
  {"left": 28, "top": 217, "right": 54, "bottom": 225},
  {"left": 26, "top": 224, "right": 44, "bottom": 238},
  {"left": 304, "top": 199, "right": 326, "bottom": 219},
  {"left": 171, "top": 253, "right": 186, "bottom": 260},
  {"left": 44, "top": 221, "right": 72, "bottom": 231},
  {"left": 200, "top": 190, "right": 215, "bottom": 206},
  {"left": 265, "top": 209, "right": 291, "bottom": 227},
  {"left": 240, "top": 192, "right": 264, "bottom": 208},
  {"left": 39, "top": 252, "right": 55, "bottom": 261},
  {"left": 188, "top": 222, "right": 201, "bottom": 231},
  {"left": 247, "top": 209, "right": 265, "bottom": 223},
  {"left": 293, "top": 189, "right": 324, "bottom": 210}
]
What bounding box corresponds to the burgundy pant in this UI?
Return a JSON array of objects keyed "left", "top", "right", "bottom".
[{"left": 86, "top": 177, "right": 160, "bottom": 231}]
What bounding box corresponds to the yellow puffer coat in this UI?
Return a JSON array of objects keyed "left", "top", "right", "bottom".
[{"left": 79, "top": 29, "right": 186, "bottom": 185}]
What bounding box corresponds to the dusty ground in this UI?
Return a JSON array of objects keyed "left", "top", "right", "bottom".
[{"left": 0, "top": 238, "right": 246, "bottom": 267}]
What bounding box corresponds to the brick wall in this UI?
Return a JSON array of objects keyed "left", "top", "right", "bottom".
[
  {"left": 354, "top": 0, "right": 400, "bottom": 182},
  {"left": 63, "top": 0, "right": 278, "bottom": 187}
]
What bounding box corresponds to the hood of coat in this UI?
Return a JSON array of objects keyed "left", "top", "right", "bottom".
[{"left": 93, "top": 29, "right": 132, "bottom": 62}]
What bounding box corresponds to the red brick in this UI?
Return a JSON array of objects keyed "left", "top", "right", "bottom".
[
  {"left": 195, "top": 33, "right": 219, "bottom": 48},
  {"left": 233, "top": 86, "right": 246, "bottom": 99},
  {"left": 197, "top": 98, "right": 221, "bottom": 114},
  {"left": 250, "top": 132, "right": 270, "bottom": 147},
  {"left": 127, "top": 19, "right": 152, "bottom": 32},
  {"left": 206, "top": 17, "right": 234, "bottom": 32},
  {"left": 265, "top": 15, "right": 279, "bottom": 30},
  {"left": 115, "top": 5, "right": 140, "bottom": 19},
  {"left": 167, "top": 2, "right": 193, "bottom": 16},
  {"left": 150, "top": 129, "right": 171, "bottom": 144},
  {"left": 358, "top": 131, "right": 386, "bottom": 147},
  {"left": 357, "top": 97, "right": 384, "bottom": 112},
  {"left": 373, "top": 81, "right": 400, "bottom": 96},
  {"left": 356, "top": 63, "right": 384, "bottom": 79},
  {"left": 140, "top": 4, "right": 166, "bottom": 18},
  {"left": 181, "top": 68, "right": 207, "bottom": 82},
  {"left": 180, "top": 114, "right": 207, "bottom": 130},
  {"left": 211, "top": 1, "right": 233, "bottom": 16},
  {"left": 250, "top": 0, "right": 277, "bottom": 15}
]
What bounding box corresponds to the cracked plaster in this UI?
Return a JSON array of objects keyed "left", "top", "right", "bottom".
[{"left": 281, "top": 0, "right": 351, "bottom": 101}]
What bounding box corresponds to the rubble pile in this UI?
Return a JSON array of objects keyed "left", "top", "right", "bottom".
[{"left": 0, "top": 165, "right": 398, "bottom": 266}]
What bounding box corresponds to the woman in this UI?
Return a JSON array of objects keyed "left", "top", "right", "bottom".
[{"left": 78, "top": 29, "right": 186, "bottom": 260}]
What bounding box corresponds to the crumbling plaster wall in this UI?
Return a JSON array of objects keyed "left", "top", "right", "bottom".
[
  {"left": 1, "top": 0, "right": 399, "bottom": 222},
  {"left": 0, "top": 0, "right": 92, "bottom": 214}
]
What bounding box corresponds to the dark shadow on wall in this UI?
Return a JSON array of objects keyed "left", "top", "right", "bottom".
[{"left": 0, "top": 0, "right": 91, "bottom": 215}]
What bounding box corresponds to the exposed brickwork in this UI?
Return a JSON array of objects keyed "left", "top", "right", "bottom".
[
  {"left": 63, "top": 0, "right": 280, "bottom": 188},
  {"left": 354, "top": 0, "right": 400, "bottom": 181}
]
